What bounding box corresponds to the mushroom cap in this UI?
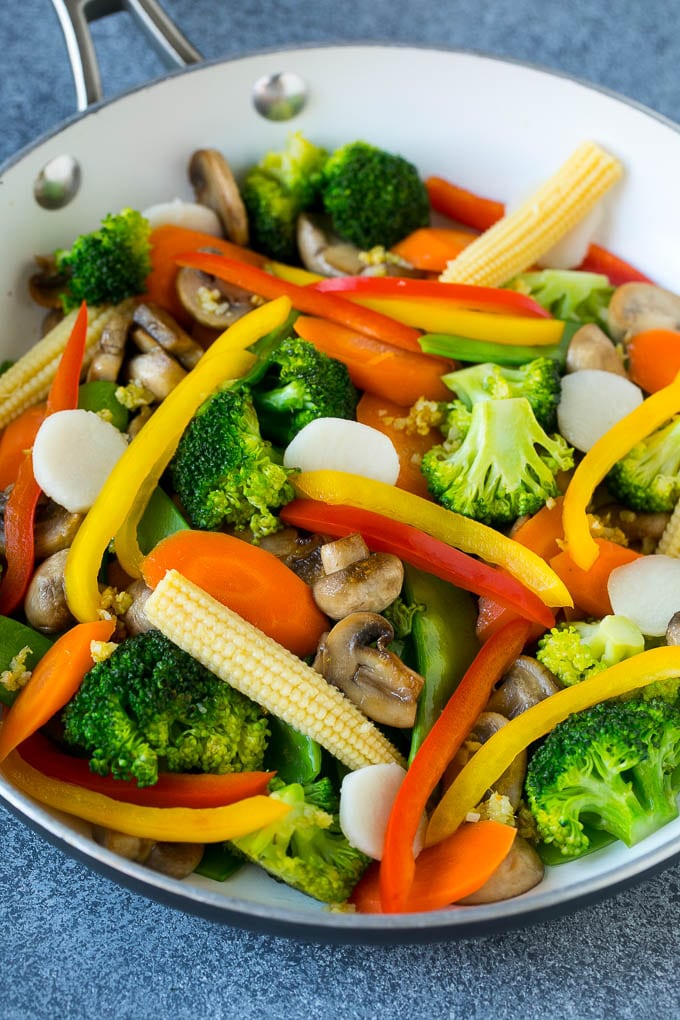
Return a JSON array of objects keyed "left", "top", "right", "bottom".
[{"left": 608, "top": 282, "right": 680, "bottom": 341}]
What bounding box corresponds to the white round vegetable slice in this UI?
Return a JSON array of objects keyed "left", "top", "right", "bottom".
[
  {"left": 557, "top": 369, "right": 643, "bottom": 452},
  {"left": 536, "top": 203, "right": 603, "bottom": 269},
  {"left": 339, "top": 763, "right": 426, "bottom": 860},
  {"left": 283, "top": 417, "right": 400, "bottom": 484},
  {"left": 32, "top": 409, "right": 128, "bottom": 513},
  {"left": 608, "top": 554, "right": 680, "bottom": 637},
  {"left": 141, "top": 198, "right": 222, "bottom": 236}
]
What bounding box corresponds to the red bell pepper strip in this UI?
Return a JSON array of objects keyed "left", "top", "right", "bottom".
[
  {"left": 280, "top": 499, "right": 555, "bottom": 629},
  {"left": 17, "top": 730, "right": 275, "bottom": 809},
  {"left": 0, "top": 303, "right": 89, "bottom": 615},
  {"left": 425, "top": 176, "right": 506, "bottom": 232},
  {"left": 313, "top": 276, "right": 551, "bottom": 318},
  {"left": 379, "top": 617, "right": 531, "bottom": 913},
  {"left": 174, "top": 251, "right": 424, "bottom": 353},
  {"left": 577, "top": 243, "right": 654, "bottom": 286}
]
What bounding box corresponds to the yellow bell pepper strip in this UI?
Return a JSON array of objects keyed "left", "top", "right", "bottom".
[
  {"left": 425, "top": 645, "right": 680, "bottom": 847},
  {"left": 267, "top": 261, "right": 322, "bottom": 286},
  {"left": 563, "top": 372, "right": 680, "bottom": 571},
  {"left": 1, "top": 748, "right": 290, "bottom": 842},
  {"left": 64, "top": 298, "right": 291, "bottom": 622},
  {"left": 291, "top": 471, "right": 572, "bottom": 609}
]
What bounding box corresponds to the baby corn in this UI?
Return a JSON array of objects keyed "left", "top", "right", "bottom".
[
  {"left": 657, "top": 500, "right": 680, "bottom": 557},
  {"left": 440, "top": 141, "right": 623, "bottom": 288},
  {"left": 0, "top": 301, "right": 134, "bottom": 430},
  {"left": 144, "top": 569, "right": 406, "bottom": 772}
]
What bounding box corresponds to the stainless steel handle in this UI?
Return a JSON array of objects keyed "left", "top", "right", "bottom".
[{"left": 51, "top": 0, "right": 203, "bottom": 111}]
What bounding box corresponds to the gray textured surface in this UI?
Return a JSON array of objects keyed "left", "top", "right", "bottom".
[{"left": 2, "top": 1, "right": 680, "bottom": 1016}]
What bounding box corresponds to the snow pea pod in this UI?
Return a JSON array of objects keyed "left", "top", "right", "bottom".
[{"left": 0, "top": 616, "right": 53, "bottom": 707}]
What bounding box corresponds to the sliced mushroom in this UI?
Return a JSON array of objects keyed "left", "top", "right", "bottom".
[
  {"left": 131, "top": 302, "right": 203, "bottom": 370},
  {"left": 458, "top": 836, "right": 544, "bottom": 904},
  {"left": 565, "top": 323, "right": 627, "bottom": 376},
  {"left": 29, "top": 253, "right": 70, "bottom": 309},
  {"left": 258, "top": 527, "right": 327, "bottom": 585},
  {"left": 316, "top": 612, "right": 424, "bottom": 727},
  {"left": 24, "top": 548, "right": 75, "bottom": 634},
  {"left": 486, "top": 655, "right": 562, "bottom": 719},
  {"left": 297, "top": 213, "right": 365, "bottom": 276},
  {"left": 176, "top": 265, "right": 256, "bottom": 329},
  {"left": 312, "top": 538, "right": 404, "bottom": 620},
  {"left": 320, "top": 533, "right": 370, "bottom": 574},
  {"left": 41, "top": 308, "right": 64, "bottom": 336},
  {"left": 123, "top": 579, "right": 154, "bottom": 636},
  {"left": 188, "top": 148, "right": 249, "bottom": 246},
  {"left": 608, "top": 282, "right": 680, "bottom": 342},
  {"left": 146, "top": 841, "right": 204, "bottom": 879},
  {"left": 86, "top": 308, "right": 133, "bottom": 382},
  {"left": 666, "top": 611, "right": 680, "bottom": 646},
  {"left": 33, "top": 500, "right": 83, "bottom": 559},
  {"left": 92, "top": 826, "right": 154, "bottom": 863},
  {"left": 445, "top": 712, "right": 527, "bottom": 809},
  {"left": 126, "top": 346, "right": 187, "bottom": 401},
  {"left": 595, "top": 503, "right": 670, "bottom": 550}
]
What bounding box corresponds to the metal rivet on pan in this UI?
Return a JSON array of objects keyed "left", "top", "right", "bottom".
[
  {"left": 34, "top": 154, "right": 82, "bottom": 210},
  {"left": 252, "top": 72, "right": 308, "bottom": 121}
]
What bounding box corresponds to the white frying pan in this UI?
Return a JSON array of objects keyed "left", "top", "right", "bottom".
[{"left": 1, "top": 0, "right": 680, "bottom": 943}]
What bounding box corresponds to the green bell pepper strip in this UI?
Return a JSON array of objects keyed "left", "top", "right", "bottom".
[
  {"left": 194, "top": 844, "right": 244, "bottom": 882},
  {"left": 136, "top": 486, "right": 189, "bottom": 556},
  {"left": 0, "top": 616, "right": 53, "bottom": 707},
  {"left": 404, "top": 566, "right": 480, "bottom": 762}
]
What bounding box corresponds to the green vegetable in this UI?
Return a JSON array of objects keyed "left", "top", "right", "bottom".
[
  {"left": 241, "top": 131, "right": 328, "bottom": 262},
  {"left": 404, "top": 566, "right": 479, "bottom": 761},
  {"left": 536, "top": 615, "right": 645, "bottom": 687},
  {"left": 0, "top": 617, "right": 53, "bottom": 707},
  {"left": 525, "top": 697, "right": 680, "bottom": 859},
  {"left": 264, "top": 716, "right": 322, "bottom": 785},
  {"left": 170, "top": 385, "right": 295, "bottom": 539},
  {"left": 55, "top": 208, "right": 152, "bottom": 312},
  {"left": 193, "top": 844, "right": 244, "bottom": 882},
  {"left": 229, "top": 779, "right": 370, "bottom": 903},
  {"left": 78, "top": 380, "right": 129, "bottom": 431},
  {"left": 250, "top": 335, "right": 358, "bottom": 446},
  {"left": 420, "top": 396, "right": 574, "bottom": 525},
  {"left": 606, "top": 415, "right": 680, "bottom": 512},
  {"left": 136, "top": 486, "right": 189, "bottom": 555},
  {"left": 320, "top": 141, "right": 429, "bottom": 250},
  {"left": 442, "top": 356, "right": 562, "bottom": 431},
  {"left": 62, "top": 630, "right": 269, "bottom": 787},
  {"left": 418, "top": 321, "right": 580, "bottom": 367},
  {"left": 509, "top": 269, "right": 613, "bottom": 328}
]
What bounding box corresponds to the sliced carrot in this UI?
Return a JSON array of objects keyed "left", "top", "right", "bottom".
[
  {"left": 425, "top": 176, "right": 505, "bottom": 232},
  {"left": 391, "top": 226, "right": 479, "bottom": 272},
  {"left": 350, "top": 821, "right": 516, "bottom": 913},
  {"left": 627, "top": 329, "right": 680, "bottom": 393},
  {"left": 294, "top": 316, "right": 453, "bottom": 405},
  {"left": 549, "top": 538, "right": 643, "bottom": 618},
  {"left": 141, "top": 530, "right": 328, "bottom": 657},
  {"left": 0, "top": 619, "right": 116, "bottom": 763},
  {"left": 0, "top": 403, "right": 46, "bottom": 489},
  {"left": 144, "top": 224, "right": 267, "bottom": 325},
  {"left": 355, "top": 392, "right": 441, "bottom": 498}
]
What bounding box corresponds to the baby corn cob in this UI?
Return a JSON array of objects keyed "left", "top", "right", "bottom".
[
  {"left": 0, "top": 301, "right": 134, "bottom": 430},
  {"left": 657, "top": 500, "right": 680, "bottom": 556},
  {"left": 145, "top": 569, "right": 406, "bottom": 772},
  {"left": 439, "top": 141, "right": 623, "bottom": 288}
]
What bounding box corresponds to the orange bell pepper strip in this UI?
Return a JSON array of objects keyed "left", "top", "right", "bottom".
[
  {"left": 391, "top": 226, "right": 479, "bottom": 272},
  {"left": 425, "top": 176, "right": 505, "bottom": 232},
  {"left": 563, "top": 372, "right": 680, "bottom": 570},
  {"left": 0, "top": 404, "right": 46, "bottom": 489},
  {"left": 425, "top": 645, "right": 680, "bottom": 847},
  {"left": 17, "top": 730, "right": 274, "bottom": 809},
  {"left": 174, "top": 250, "right": 424, "bottom": 353},
  {"left": 141, "top": 530, "right": 328, "bottom": 658},
  {"left": 294, "top": 316, "right": 453, "bottom": 405},
  {"left": 0, "top": 618, "right": 115, "bottom": 763},
  {"left": 379, "top": 617, "right": 530, "bottom": 912},
  {"left": 549, "top": 539, "right": 643, "bottom": 618},
  {"left": 350, "top": 821, "right": 516, "bottom": 914},
  {"left": 1, "top": 748, "right": 289, "bottom": 842},
  {"left": 0, "top": 302, "right": 89, "bottom": 615},
  {"left": 627, "top": 329, "right": 680, "bottom": 393}
]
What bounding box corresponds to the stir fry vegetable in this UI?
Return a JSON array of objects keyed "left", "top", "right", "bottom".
[{"left": 2, "top": 130, "right": 680, "bottom": 916}]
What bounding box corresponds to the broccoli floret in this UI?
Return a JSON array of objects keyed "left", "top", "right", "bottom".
[
  {"left": 525, "top": 697, "right": 680, "bottom": 858},
  {"left": 421, "top": 396, "right": 573, "bottom": 525},
  {"left": 606, "top": 415, "right": 680, "bottom": 512},
  {"left": 62, "top": 631, "right": 269, "bottom": 787},
  {"left": 241, "top": 132, "right": 328, "bottom": 262},
  {"left": 509, "top": 269, "right": 614, "bottom": 328},
  {"left": 442, "top": 357, "right": 562, "bottom": 431},
  {"left": 320, "top": 141, "right": 430, "bottom": 250},
  {"left": 55, "top": 208, "right": 151, "bottom": 312},
  {"left": 170, "top": 385, "right": 295, "bottom": 539},
  {"left": 229, "top": 779, "right": 370, "bottom": 903},
  {"left": 536, "top": 615, "right": 645, "bottom": 687},
  {"left": 250, "top": 336, "right": 358, "bottom": 446}
]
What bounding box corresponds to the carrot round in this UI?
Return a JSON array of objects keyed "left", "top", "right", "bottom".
[
  {"left": 0, "top": 619, "right": 116, "bottom": 763},
  {"left": 294, "top": 316, "right": 452, "bottom": 404},
  {"left": 351, "top": 821, "right": 516, "bottom": 913},
  {"left": 627, "top": 329, "right": 680, "bottom": 393},
  {"left": 391, "top": 226, "right": 478, "bottom": 272},
  {"left": 549, "top": 538, "right": 643, "bottom": 618},
  {"left": 356, "top": 392, "right": 441, "bottom": 498},
  {"left": 141, "top": 530, "right": 328, "bottom": 657},
  {"left": 0, "top": 403, "right": 46, "bottom": 489}
]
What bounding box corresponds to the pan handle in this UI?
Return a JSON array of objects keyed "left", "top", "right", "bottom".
[{"left": 51, "top": 0, "right": 203, "bottom": 111}]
